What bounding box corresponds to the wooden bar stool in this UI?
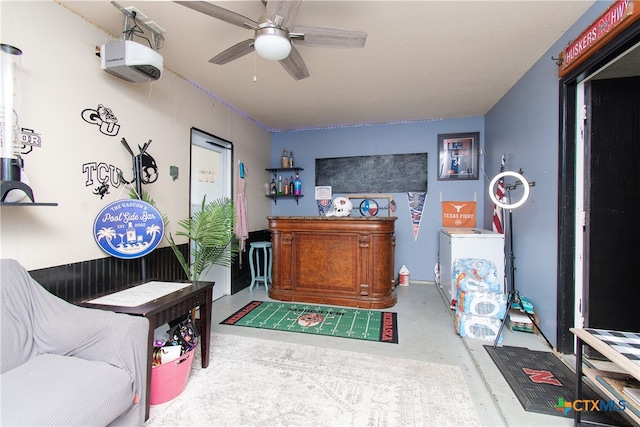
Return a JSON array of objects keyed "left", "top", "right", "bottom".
[{"left": 249, "top": 241, "right": 272, "bottom": 293}]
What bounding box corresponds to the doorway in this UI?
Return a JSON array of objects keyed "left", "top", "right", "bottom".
[
  {"left": 583, "top": 74, "right": 640, "bottom": 332},
  {"left": 558, "top": 25, "right": 640, "bottom": 354},
  {"left": 190, "top": 128, "right": 233, "bottom": 301}
]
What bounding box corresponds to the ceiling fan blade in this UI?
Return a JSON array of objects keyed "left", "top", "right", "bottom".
[
  {"left": 291, "top": 26, "right": 367, "bottom": 49},
  {"left": 174, "top": 1, "right": 258, "bottom": 30},
  {"left": 209, "top": 39, "right": 255, "bottom": 65},
  {"left": 279, "top": 45, "right": 309, "bottom": 80},
  {"left": 266, "top": 0, "right": 301, "bottom": 28}
]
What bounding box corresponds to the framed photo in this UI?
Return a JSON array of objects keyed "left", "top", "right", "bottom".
[{"left": 437, "top": 132, "right": 480, "bottom": 180}]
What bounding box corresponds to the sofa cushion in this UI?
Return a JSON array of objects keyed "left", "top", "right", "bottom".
[{"left": 1, "top": 353, "right": 134, "bottom": 426}]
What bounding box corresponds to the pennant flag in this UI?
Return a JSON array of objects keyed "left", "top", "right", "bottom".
[
  {"left": 407, "top": 192, "right": 427, "bottom": 241},
  {"left": 492, "top": 155, "right": 505, "bottom": 233}
]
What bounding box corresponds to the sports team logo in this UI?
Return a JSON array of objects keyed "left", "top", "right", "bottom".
[{"left": 297, "top": 313, "right": 325, "bottom": 327}]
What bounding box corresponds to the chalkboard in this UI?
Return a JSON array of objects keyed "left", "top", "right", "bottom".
[{"left": 315, "top": 153, "right": 428, "bottom": 193}]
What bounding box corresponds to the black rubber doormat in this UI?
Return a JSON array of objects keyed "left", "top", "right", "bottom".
[{"left": 484, "top": 345, "right": 629, "bottom": 424}]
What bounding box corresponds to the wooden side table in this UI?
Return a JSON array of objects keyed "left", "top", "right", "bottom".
[{"left": 82, "top": 280, "right": 214, "bottom": 420}]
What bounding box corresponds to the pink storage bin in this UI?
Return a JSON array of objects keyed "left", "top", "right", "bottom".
[{"left": 149, "top": 344, "right": 196, "bottom": 405}]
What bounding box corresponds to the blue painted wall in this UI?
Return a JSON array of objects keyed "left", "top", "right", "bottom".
[
  {"left": 482, "top": 1, "right": 611, "bottom": 345},
  {"left": 271, "top": 117, "right": 485, "bottom": 282},
  {"left": 271, "top": 1, "right": 615, "bottom": 347}
]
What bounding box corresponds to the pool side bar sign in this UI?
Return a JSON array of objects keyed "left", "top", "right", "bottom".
[{"left": 93, "top": 199, "right": 164, "bottom": 259}]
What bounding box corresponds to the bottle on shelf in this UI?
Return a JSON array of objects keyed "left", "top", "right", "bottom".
[
  {"left": 281, "top": 149, "right": 289, "bottom": 168},
  {"left": 283, "top": 177, "right": 289, "bottom": 195},
  {"left": 277, "top": 176, "right": 283, "bottom": 195},
  {"left": 269, "top": 178, "right": 277, "bottom": 195},
  {"left": 293, "top": 174, "right": 302, "bottom": 196},
  {"left": 288, "top": 151, "right": 294, "bottom": 168},
  {"left": 289, "top": 176, "right": 294, "bottom": 195}
]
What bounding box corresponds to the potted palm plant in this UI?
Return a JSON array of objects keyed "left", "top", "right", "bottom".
[{"left": 167, "top": 196, "right": 240, "bottom": 282}]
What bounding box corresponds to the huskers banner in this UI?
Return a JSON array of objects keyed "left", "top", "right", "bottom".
[{"left": 442, "top": 201, "right": 476, "bottom": 227}]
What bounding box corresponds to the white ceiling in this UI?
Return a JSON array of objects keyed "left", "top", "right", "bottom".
[{"left": 58, "top": 0, "right": 596, "bottom": 132}]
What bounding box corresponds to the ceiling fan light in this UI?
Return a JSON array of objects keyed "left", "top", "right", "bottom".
[{"left": 254, "top": 32, "right": 291, "bottom": 61}]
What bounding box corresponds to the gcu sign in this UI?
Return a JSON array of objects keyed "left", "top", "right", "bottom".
[{"left": 81, "top": 104, "right": 120, "bottom": 136}]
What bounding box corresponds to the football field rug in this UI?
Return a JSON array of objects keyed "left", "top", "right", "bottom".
[{"left": 220, "top": 301, "right": 398, "bottom": 343}]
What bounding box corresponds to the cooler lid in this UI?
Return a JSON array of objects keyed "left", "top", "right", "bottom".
[{"left": 440, "top": 227, "right": 503, "bottom": 238}]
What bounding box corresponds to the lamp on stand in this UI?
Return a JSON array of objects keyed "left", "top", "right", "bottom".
[{"left": 489, "top": 170, "right": 552, "bottom": 349}]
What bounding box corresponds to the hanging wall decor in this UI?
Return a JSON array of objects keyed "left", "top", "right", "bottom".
[
  {"left": 316, "top": 153, "right": 427, "bottom": 193},
  {"left": 81, "top": 104, "right": 120, "bottom": 137},
  {"left": 120, "top": 139, "right": 159, "bottom": 185},
  {"left": 437, "top": 132, "right": 479, "bottom": 180},
  {"left": 93, "top": 199, "right": 164, "bottom": 259},
  {"left": 441, "top": 201, "right": 477, "bottom": 227},
  {"left": 407, "top": 192, "right": 427, "bottom": 241},
  {"left": 82, "top": 161, "right": 125, "bottom": 197}
]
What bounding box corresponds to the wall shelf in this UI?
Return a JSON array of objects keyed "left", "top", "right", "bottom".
[
  {"left": 1, "top": 202, "right": 58, "bottom": 206},
  {"left": 265, "top": 194, "right": 303, "bottom": 205},
  {"left": 266, "top": 167, "right": 304, "bottom": 205},
  {"left": 1, "top": 181, "right": 58, "bottom": 206},
  {"left": 266, "top": 167, "right": 304, "bottom": 174}
]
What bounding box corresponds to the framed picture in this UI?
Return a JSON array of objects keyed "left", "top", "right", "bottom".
[{"left": 437, "top": 132, "right": 480, "bottom": 180}]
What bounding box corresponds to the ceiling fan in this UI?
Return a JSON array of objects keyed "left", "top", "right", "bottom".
[{"left": 174, "top": 0, "right": 367, "bottom": 80}]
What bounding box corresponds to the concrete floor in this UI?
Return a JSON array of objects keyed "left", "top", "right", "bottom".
[{"left": 210, "top": 281, "right": 576, "bottom": 427}]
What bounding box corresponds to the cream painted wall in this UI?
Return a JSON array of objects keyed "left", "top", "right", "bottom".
[{"left": 0, "top": 1, "right": 271, "bottom": 270}]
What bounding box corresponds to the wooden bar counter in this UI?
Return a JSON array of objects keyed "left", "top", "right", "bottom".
[{"left": 267, "top": 216, "right": 397, "bottom": 308}]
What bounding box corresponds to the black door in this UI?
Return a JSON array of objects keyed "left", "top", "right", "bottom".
[{"left": 585, "top": 75, "right": 640, "bottom": 332}]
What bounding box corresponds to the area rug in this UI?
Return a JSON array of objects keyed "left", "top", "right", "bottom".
[
  {"left": 220, "top": 301, "right": 398, "bottom": 343},
  {"left": 484, "top": 345, "right": 626, "bottom": 424},
  {"left": 146, "top": 333, "right": 481, "bottom": 426}
]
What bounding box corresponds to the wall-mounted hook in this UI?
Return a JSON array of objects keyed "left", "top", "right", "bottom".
[
  {"left": 119, "top": 138, "right": 157, "bottom": 195},
  {"left": 551, "top": 55, "right": 563, "bottom": 66}
]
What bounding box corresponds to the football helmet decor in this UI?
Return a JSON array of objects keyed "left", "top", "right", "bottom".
[{"left": 326, "top": 197, "right": 353, "bottom": 217}]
